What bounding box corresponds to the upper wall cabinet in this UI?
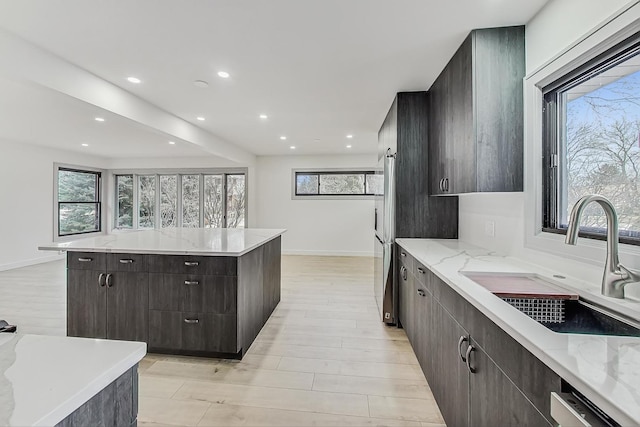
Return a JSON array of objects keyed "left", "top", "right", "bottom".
[
  {"left": 429, "top": 26, "right": 525, "bottom": 195},
  {"left": 379, "top": 92, "right": 458, "bottom": 238}
]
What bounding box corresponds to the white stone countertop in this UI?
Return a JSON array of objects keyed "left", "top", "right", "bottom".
[
  {"left": 0, "top": 334, "right": 146, "bottom": 426},
  {"left": 396, "top": 238, "right": 640, "bottom": 426},
  {"left": 39, "top": 228, "right": 286, "bottom": 256}
]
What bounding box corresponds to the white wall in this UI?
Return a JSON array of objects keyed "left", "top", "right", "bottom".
[
  {"left": 457, "top": 0, "right": 640, "bottom": 296},
  {"left": 0, "top": 139, "right": 108, "bottom": 270},
  {"left": 255, "top": 154, "right": 377, "bottom": 256}
]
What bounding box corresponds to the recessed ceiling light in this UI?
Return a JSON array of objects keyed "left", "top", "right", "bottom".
[
  {"left": 217, "top": 71, "right": 230, "bottom": 79},
  {"left": 259, "top": 114, "right": 268, "bottom": 119},
  {"left": 290, "top": 146, "right": 296, "bottom": 150},
  {"left": 197, "top": 116, "right": 205, "bottom": 121},
  {"left": 346, "top": 134, "right": 353, "bottom": 139},
  {"left": 280, "top": 136, "right": 287, "bottom": 140},
  {"left": 346, "top": 145, "right": 352, "bottom": 148},
  {"left": 94, "top": 117, "right": 105, "bottom": 122},
  {"left": 81, "top": 143, "right": 89, "bottom": 147},
  {"left": 193, "top": 80, "right": 209, "bottom": 88},
  {"left": 168, "top": 141, "right": 176, "bottom": 145},
  {"left": 127, "top": 76, "right": 141, "bottom": 84}
]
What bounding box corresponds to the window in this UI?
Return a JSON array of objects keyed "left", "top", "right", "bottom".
[
  {"left": 543, "top": 34, "right": 640, "bottom": 245},
  {"left": 57, "top": 167, "right": 101, "bottom": 236},
  {"left": 114, "top": 171, "right": 247, "bottom": 229},
  {"left": 294, "top": 170, "right": 381, "bottom": 197}
]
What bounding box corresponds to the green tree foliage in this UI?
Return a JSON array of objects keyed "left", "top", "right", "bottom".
[{"left": 58, "top": 170, "right": 100, "bottom": 235}]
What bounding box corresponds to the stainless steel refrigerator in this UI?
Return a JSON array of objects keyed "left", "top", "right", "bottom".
[{"left": 374, "top": 149, "right": 396, "bottom": 324}]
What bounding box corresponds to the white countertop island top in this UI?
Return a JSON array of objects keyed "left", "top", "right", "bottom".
[
  {"left": 0, "top": 334, "right": 146, "bottom": 426},
  {"left": 396, "top": 238, "right": 640, "bottom": 426},
  {"left": 39, "top": 228, "right": 286, "bottom": 256}
]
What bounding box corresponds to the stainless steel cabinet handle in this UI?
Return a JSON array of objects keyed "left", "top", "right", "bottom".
[
  {"left": 78, "top": 257, "right": 92, "bottom": 262},
  {"left": 417, "top": 267, "right": 425, "bottom": 274},
  {"left": 465, "top": 345, "right": 476, "bottom": 373},
  {"left": 184, "top": 261, "right": 199, "bottom": 266},
  {"left": 400, "top": 252, "right": 407, "bottom": 257},
  {"left": 98, "top": 273, "right": 106, "bottom": 287},
  {"left": 458, "top": 335, "right": 469, "bottom": 362},
  {"left": 400, "top": 266, "right": 407, "bottom": 281},
  {"left": 119, "top": 259, "right": 134, "bottom": 264},
  {"left": 106, "top": 273, "right": 113, "bottom": 287},
  {"left": 438, "top": 179, "right": 443, "bottom": 192},
  {"left": 184, "top": 318, "right": 199, "bottom": 324},
  {"left": 444, "top": 178, "right": 449, "bottom": 192},
  {"left": 184, "top": 280, "right": 199, "bottom": 285},
  {"left": 417, "top": 289, "right": 426, "bottom": 297}
]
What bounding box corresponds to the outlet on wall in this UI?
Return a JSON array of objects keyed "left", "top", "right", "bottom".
[{"left": 484, "top": 220, "right": 495, "bottom": 237}]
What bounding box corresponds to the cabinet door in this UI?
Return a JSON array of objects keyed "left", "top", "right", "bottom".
[
  {"left": 428, "top": 75, "right": 446, "bottom": 195},
  {"left": 107, "top": 271, "right": 149, "bottom": 342},
  {"left": 67, "top": 269, "right": 107, "bottom": 339},
  {"left": 413, "top": 270, "right": 432, "bottom": 376},
  {"left": 468, "top": 340, "right": 551, "bottom": 427},
  {"left": 431, "top": 303, "right": 469, "bottom": 427},
  {"left": 182, "top": 312, "right": 237, "bottom": 353},
  {"left": 447, "top": 33, "right": 474, "bottom": 194}
]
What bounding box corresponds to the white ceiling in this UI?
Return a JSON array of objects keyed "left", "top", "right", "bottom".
[{"left": 0, "top": 0, "right": 549, "bottom": 160}]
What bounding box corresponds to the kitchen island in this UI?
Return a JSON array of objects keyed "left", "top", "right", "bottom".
[
  {"left": 0, "top": 333, "right": 145, "bottom": 426},
  {"left": 40, "top": 228, "right": 285, "bottom": 359}
]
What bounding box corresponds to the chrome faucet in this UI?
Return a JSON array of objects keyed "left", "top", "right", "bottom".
[{"left": 565, "top": 194, "right": 640, "bottom": 298}]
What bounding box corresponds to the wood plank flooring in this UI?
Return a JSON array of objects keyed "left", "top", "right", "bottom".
[{"left": 0, "top": 255, "right": 445, "bottom": 426}]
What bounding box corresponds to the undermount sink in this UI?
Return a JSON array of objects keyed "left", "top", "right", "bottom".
[
  {"left": 463, "top": 272, "right": 640, "bottom": 337},
  {"left": 540, "top": 299, "right": 640, "bottom": 337}
]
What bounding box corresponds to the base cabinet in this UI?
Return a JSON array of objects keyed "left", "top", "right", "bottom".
[
  {"left": 66, "top": 236, "right": 282, "bottom": 359},
  {"left": 396, "top": 244, "right": 560, "bottom": 426},
  {"left": 67, "top": 252, "right": 148, "bottom": 342}
]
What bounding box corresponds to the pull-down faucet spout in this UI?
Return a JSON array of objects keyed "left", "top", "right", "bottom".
[{"left": 565, "top": 194, "right": 640, "bottom": 298}]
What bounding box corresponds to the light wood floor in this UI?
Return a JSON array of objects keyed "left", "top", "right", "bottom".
[{"left": 0, "top": 256, "right": 444, "bottom": 427}]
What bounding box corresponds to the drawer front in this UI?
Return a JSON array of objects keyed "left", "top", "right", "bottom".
[
  {"left": 149, "top": 310, "right": 237, "bottom": 353},
  {"left": 182, "top": 312, "right": 237, "bottom": 353},
  {"left": 184, "top": 275, "right": 237, "bottom": 314},
  {"left": 148, "top": 255, "right": 237, "bottom": 276},
  {"left": 149, "top": 274, "right": 238, "bottom": 313},
  {"left": 397, "top": 246, "right": 414, "bottom": 273},
  {"left": 415, "top": 261, "right": 430, "bottom": 289},
  {"left": 107, "top": 253, "right": 148, "bottom": 272},
  {"left": 67, "top": 252, "right": 106, "bottom": 271}
]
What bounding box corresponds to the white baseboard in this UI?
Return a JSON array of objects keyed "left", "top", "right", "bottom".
[
  {"left": 0, "top": 253, "right": 65, "bottom": 272},
  {"left": 282, "top": 249, "right": 374, "bottom": 257}
]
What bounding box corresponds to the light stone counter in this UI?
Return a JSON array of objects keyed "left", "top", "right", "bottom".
[
  {"left": 0, "top": 334, "right": 145, "bottom": 426},
  {"left": 39, "top": 228, "right": 286, "bottom": 256},
  {"left": 396, "top": 238, "right": 640, "bottom": 426}
]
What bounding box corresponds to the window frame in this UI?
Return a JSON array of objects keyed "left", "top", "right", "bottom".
[
  {"left": 54, "top": 163, "right": 105, "bottom": 240},
  {"left": 111, "top": 168, "right": 248, "bottom": 230},
  {"left": 291, "top": 168, "right": 379, "bottom": 200},
  {"left": 541, "top": 32, "right": 640, "bottom": 246}
]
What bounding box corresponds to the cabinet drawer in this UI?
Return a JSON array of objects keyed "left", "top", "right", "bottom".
[
  {"left": 397, "top": 246, "right": 414, "bottom": 273},
  {"left": 67, "top": 252, "right": 106, "bottom": 271},
  {"left": 148, "top": 255, "right": 237, "bottom": 276},
  {"left": 414, "top": 261, "right": 430, "bottom": 289},
  {"left": 107, "top": 253, "right": 148, "bottom": 272},
  {"left": 149, "top": 310, "right": 237, "bottom": 353},
  {"left": 149, "top": 273, "right": 237, "bottom": 313}
]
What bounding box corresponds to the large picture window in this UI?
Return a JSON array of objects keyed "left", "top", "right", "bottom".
[
  {"left": 543, "top": 33, "right": 640, "bottom": 245},
  {"left": 57, "top": 167, "right": 101, "bottom": 236},
  {"left": 114, "top": 171, "right": 246, "bottom": 229},
  {"left": 294, "top": 170, "right": 381, "bottom": 197}
]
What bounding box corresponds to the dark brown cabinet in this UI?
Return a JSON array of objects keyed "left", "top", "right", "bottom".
[
  {"left": 67, "top": 252, "right": 148, "bottom": 342},
  {"left": 379, "top": 92, "right": 458, "bottom": 239},
  {"left": 429, "top": 26, "right": 525, "bottom": 195},
  {"left": 66, "top": 236, "right": 282, "bottom": 359},
  {"left": 396, "top": 245, "right": 561, "bottom": 426}
]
